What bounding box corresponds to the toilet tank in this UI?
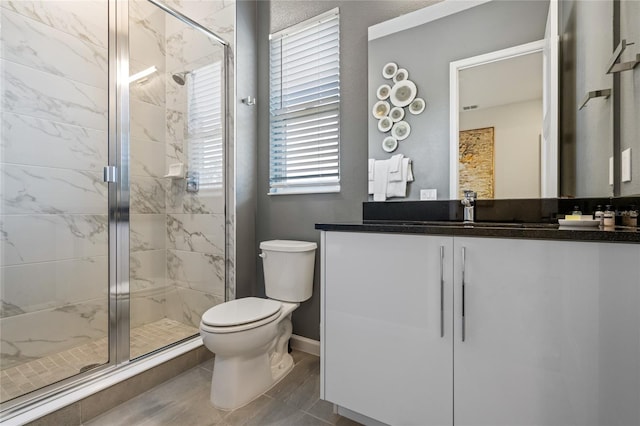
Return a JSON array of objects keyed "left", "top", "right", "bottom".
[{"left": 259, "top": 240, "right": 317, "bottom": 302}]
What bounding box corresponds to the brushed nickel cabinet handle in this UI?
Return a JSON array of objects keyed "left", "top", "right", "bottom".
[
  {"left": 461, "top": 247, "right": 466, "bottom": 342},
  {"left": 440, "top": 245, "right": 444, "bottom": 338}
]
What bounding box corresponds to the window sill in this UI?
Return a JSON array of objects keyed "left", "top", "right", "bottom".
[{"left": 268, "top": 185, "right": 341, "bottom": 196}]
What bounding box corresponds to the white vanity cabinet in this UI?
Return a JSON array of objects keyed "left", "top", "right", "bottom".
[
  {"left": 321, "top": 231, "right": 640, "bottom": 426},
  {"left": 321, "top": 231, "right": 454, "bottom": 426},
  {"left": 452, "top": 237, "right": 640, "bottom": 426}
]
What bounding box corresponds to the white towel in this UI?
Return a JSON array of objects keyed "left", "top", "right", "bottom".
[
  {"left": 373, "top": 160, "right": 388, "bottom": 201},
  {"left": 386, "top": 158, "right": 413, "bottom": 198},
  {"left": 368, "top": 157, "right": 413, "bottom": 199},
  {"left": 388, "top": 154, "right": 404, "bottom": 182}
]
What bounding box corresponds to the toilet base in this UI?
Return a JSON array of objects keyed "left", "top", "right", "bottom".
[
  {"left": 203, "top": 303, "right": 300, "bottom": 411},
  {"left": 210, "top": 351, "right": 295, "bottom": 411},
  {"left": 270, "top": 351, "right": 294, "bottom": 384}
]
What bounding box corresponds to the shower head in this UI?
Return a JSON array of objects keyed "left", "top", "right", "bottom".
[{"left": 172, "top": 72, "right": 188, "bottom": 86}]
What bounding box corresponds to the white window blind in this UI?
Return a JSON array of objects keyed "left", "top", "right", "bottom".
[
  {"left": 269, "top": 8, "right": 340, "bottom": 195},
  {"left": 188, "top": 61, "right": 224, "bottom": 192}
]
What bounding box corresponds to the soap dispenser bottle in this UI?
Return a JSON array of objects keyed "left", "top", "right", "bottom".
[
  {"left": 603, "top": 205, "right": 615, "bottom": 227},
  {"left": 627, "top": 205, "right": 638, "bottom": 228},
  {"left": 594, "top": 205, "right": 604, "bottom": 227}
]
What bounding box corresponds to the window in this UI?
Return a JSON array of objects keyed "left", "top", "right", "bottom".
[
  {"left": 188, "top": 61, "right": 224, "bottom": 192},
  {"left": 269, "top": 8, "right": 340, "bottom": 195}
]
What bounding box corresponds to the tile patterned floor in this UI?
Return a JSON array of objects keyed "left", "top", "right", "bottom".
[
  {"left": 129, "top": 319, "right": 198, "bottom": 360},
  {"left": 85, "top": 351, "right": 363, "bottom": 426},
  {"left": 0, "top": 319, "right": 197, "bottom": 403}
]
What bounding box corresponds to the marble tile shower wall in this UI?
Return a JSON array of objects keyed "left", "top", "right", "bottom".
[
  {"left": 129, "top": 0, "right": 170, "bottom": 329},
  {"left": 0, "top": 1, "right": 110, "bottom": 368},
  {"left": 129, "top": 0, "right": 234, "bottom": 330},
  {"left": 162, "top": 0, "right": 237, "bottom": 304},
  {"left": 162, "top": 0, "right": 234, "bottom": 328}
]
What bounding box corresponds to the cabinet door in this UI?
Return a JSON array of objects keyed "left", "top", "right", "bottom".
[
  {"left": 322, "top": 232, "right": 454, "bottom": 426},
  {"left": 453, "top": 237, "right": 640, "bottom": 426}
]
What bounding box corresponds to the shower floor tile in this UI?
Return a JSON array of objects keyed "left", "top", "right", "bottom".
[{"left": 0, "top": 318, "right": 197, "bottom": 403}]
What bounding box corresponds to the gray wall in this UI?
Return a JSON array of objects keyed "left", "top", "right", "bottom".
[
  {"left": 368, "top": 0, "right": 549, "bottom": 201},
  {"left": 257, "top": 0, "right": 435, "bottom": 340},
  {"left": 251, "top": 0, "right": 640, "bottom": 341}
]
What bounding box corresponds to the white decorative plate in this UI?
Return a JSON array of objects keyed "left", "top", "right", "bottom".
[
  {"left": 389, "top": 80, "right": 417, "bottom": 108},
  {"left": 376, "top": 84, "right": 391, "bottom": 100},
  {"left": 409, "top": 98, "right": 426, "bottom": 115},
  {"left": 372, "top": 100, "right": 390, "bottom": 119},
  {"left": 389, "top": 106, "right": 405, "bottom": 122},
  {"left": 382, "top": 62, "right": 398, "bottom": 79},
  {"left": 378, "top": 116, "right": 393, "bottom": 132},
  {"left": 391, "top": 120, "right": 411, "bottom": 140},
  {"left": 393, "top": 68, "right": 409, "bottom": 83},
  {"left": 382, "top": 136, "right": 398, "bottom": 153}
]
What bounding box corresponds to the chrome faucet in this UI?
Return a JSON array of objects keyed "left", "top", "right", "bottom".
[{"left": 461, "top": 190, "right": 477, "bottom": 223}]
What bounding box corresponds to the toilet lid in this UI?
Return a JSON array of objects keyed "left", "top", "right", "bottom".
[
  {"left": 201, "top": 297, "right": 282, "bottom": 327},
  {"left": 260, "top": 240, "right": 317, "bottom": 252}
]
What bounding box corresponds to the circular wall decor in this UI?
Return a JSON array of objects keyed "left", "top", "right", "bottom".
[
  {"left": 389, "top": 80, "right": 417, "bottom": 108},
  {"left": 393, "top": 68, "right": 409, "bottom": 83},
  {"left": 372, "top": 100, "right": 390, "bottom": 119},
  {"left": 378, "top": 116, "right": 393, "bottom": 132},
  {"left": 389, "top": 106, "right": 405, "bottom": 122},
  {"left": 382, "top": 136, "right": 398, "bottom": 153},
  {"left": 382, "top": 62, "right": 398, "bottom": 79},
  {"left": 391, "top": 120, "right": 411, "bottom": 141},
  {"left": 376, "top": 84, "right": 391, "bottom": 100},
  {"left": 373, "top": 62, "right": 427, "bottom": 144},
  {"left": 408, "top": 98, "right": 426, "bottom": 115}
]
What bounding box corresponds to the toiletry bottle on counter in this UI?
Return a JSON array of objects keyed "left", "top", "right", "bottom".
[
  {"left": 603, "top": 205, "right": 615, "bottom": 227},
  {"left": 571, "top": 205, "right": 582, "bottom": 215},
  {"left": 594, "top": 205, "right": 604, "bottom": 226},
  {"left": 625, "top": 205, "right": 638, "bottom": 227}
]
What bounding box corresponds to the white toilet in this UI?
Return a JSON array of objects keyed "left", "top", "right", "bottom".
[{"left": 199, "top": 240, "right": 317, "bottom": 410}]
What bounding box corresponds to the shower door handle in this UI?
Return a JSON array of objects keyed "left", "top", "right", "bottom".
[{"left": 103, "top": 166, "right": 117, "bottom": 183}]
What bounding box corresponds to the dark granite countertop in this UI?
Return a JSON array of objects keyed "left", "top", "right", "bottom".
[{"left": 315, "top": 221, "right": 640, "bottom": 244}]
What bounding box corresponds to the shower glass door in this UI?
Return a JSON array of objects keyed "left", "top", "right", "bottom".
[
  {"left": 127, "top": 0, "right": 227, "bottom": 358},
  {"left": 0, "top": 0, "right": 229, "bottom": 411},
  {"left": 0, "top": 0, "right": 110, "bottom": 403}
]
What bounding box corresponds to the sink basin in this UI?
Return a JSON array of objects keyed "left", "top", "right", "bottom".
[{"left": 468, "top": 222, "right": 557, "bottom": 229}]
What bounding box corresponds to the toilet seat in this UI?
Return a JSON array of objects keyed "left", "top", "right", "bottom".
[{"left": 201, "top": 297, "right": 282, "bottom": 334}]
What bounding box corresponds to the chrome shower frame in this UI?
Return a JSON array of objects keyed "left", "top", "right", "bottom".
[
  {"left": 0, "top": 0, "right": 230, "bottom": 420},
  {"left": 113, "top": 0, "right": 131, "bottom": 367}
]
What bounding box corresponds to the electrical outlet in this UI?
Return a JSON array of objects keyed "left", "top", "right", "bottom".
[{"left": 420, "top": 189, "right": 437, "bottom": 200}]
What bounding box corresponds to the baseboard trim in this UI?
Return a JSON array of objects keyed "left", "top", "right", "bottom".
[
  {"left": 337, "top": 405, "right": 390, "bottom": 426},
  {"left": 290, "top": 334, "right": 320, "bottom": 357}
]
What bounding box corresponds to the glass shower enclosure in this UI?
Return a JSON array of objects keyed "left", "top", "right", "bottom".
[{"left": 0, "top": 0, "right": 228, "bottom": 411}]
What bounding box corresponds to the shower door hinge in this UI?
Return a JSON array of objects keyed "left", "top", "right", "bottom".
[{"left": 103, "top": 166, "right": 117, "bottom": 183}]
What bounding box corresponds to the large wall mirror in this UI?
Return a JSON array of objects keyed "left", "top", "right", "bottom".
[
  {"left": 449, "top": 40, "right": 554, "bottom": 200},
  {"left": 368, "top": 0, "right": 640, "bottom": 200}
]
